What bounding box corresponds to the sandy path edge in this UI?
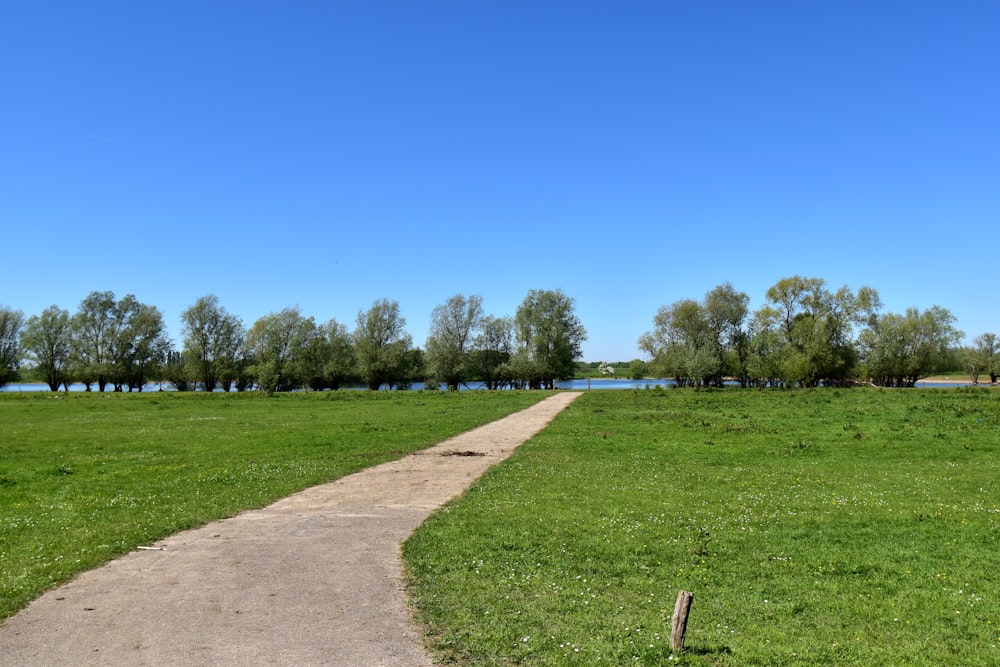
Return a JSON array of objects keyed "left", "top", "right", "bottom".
[{"left": 0, "top": 392, "right": 582, "bottom": 667}]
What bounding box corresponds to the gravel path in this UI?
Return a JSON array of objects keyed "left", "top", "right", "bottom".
[{"left": 0, "top": 392, "right": 582, "bottom": 666}]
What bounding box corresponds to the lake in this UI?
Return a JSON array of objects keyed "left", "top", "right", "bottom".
[
  {"left": 2, "top": 378, "right": 973, "bottom": 392},
  {"left": 0, "top": 379, "right": 675, "bottom": 392}
]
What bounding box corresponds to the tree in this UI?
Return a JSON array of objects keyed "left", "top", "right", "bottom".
[
  {"left": 69, "top": 292, "right": 170, "bottom": 392},
  {"left": 471, "top": 315, "right": 514, "bottom": 389},
  {"left": 750, "top": 277, "right": 880, "bottom": 387},
  {"left": 639, "top": 298, "right": 714, "bottom": 387},
  {"left": 231, "top": 346, "right": 256, "bottom": 392},
  {"left": 353, "top": 299, "right": 412, "bottom": 390},
  {"left": 744, "top": 313, "right": 788, "bottom": 387},
  {"left": 71, "top": 291, "right": 118, "bottom": 391},
  {"left": 961, "top": 347, "right": 982, "bottom": 384},
  {"left": 973, "top": 333, "right": 999, "bottom": 384},
  {"left": 0, "top": 306, "right": 25, "bottom": 387},
  {"left": 180, "top": 295, "right": 246, "bottom": 391},
  {"left": 72, "top": 293, "right": 171, "bottom": 392},
  {"left": 628, "top": 359, "right": 647, "bottom": 380},
  {"left": 513, "top": 289, "right": 586, "bottom": 389},
  {"left": 113, "top": 300, "right": 170, "bottom": 391},
  {"left": 161, "top": 349, "right": 193, "bottom": 391},
  {"left": 244, "top": 307, "right": 317, "bottom": 392},
  {"left": 396, "top": 347, "right": 425, "bottom": 390},
  {"left": 858, "top": 306, "right": 963, "bottom": 387},
  {"left": 640, "top": 284, "right": 752, "bottom": 388},
  {"left": 425, "top": 294, "right": 483, "bottom": 390},
  {"left": 301, "top": 318, "right": 356, "bottom": 390},
  {"left": 20, "top": 305, "right": 74, "bottom": 391},
  {"left": 704, "top": 282, "right": 751, "bottom": 386}
]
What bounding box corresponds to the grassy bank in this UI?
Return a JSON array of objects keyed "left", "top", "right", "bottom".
[
  {"left": 0, "top": 390, "right": 548, "bottom": 620},
  {"left": 404, "top": 388, "right": 1000, "bottom": 665}
]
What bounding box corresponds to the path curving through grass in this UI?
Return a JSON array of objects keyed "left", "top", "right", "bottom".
[{"left": 0, "top": 392, "right": 582, "bottom": 665}]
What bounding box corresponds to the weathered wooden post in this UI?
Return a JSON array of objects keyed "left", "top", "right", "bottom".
[{"left": 670, "top": 589, "right": 694, "bottom": 652}]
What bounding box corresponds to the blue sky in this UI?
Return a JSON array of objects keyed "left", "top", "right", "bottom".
[{"left": 2, "top": 1, "right": 997, "bottom": 362}]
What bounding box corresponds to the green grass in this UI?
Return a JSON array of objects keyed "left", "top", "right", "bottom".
[
  {"left": 0, "top": 389, "right": 549, "bottom": 620},
  {"left": 404, "top": 387, "right": 1000, "bottom": 665}
]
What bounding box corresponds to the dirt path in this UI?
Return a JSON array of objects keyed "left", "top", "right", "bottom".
[{"left": 0, "top": 392, "right": 582, "bottom": 666}]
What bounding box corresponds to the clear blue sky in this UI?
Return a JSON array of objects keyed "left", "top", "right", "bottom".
[{"left": 3, "top": 1, "right": 997, "bottom": 362}]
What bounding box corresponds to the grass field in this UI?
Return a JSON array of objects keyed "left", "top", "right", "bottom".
[
  {"left": 404, "top": 387, "right": 1000, "bottom": 665},
  {"left": 0, "top": 389, "right": 548, "bottom": 621}
]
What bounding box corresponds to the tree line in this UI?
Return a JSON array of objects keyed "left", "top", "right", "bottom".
[
  {"left": 0, "top": 289, "right": 586, "bottom": 392},
  {"left": 638, "top": 276, "right": 996, "bottom": 388},
  {"left": 2, "top": 277, "right": 996, "bottom": 392}
]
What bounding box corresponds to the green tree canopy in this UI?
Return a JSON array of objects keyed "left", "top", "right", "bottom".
[
  {"left": 639, "top": 283, "right": 750, "bottom": 387},
  {"left": 639, "top": 298, "right": 714, "bottom": 387},
  {"left": 114, "top": 300, "right": 170, "bottom": 392},
  {"left": 244, "top": 307, "right": 317, "bottom": 392},
  {"left": 513, "top": 289, "right": 586, "bottom": 389},
  {"left": 181, "top": 295, "right": 246, "bottom": 392},
  {"left": 300, "top": 318, "right": 356, "bottom": 390},
  {"left": 750, "top": 277, "right": 880, "bottom": 387},
  {"left": 21, "top": 305, "right": 74, "bottom": 391},
  {"left": 859, "top": 306, "right": 963, "bottom": 387},
  {"left": 425, "top": 294, "right": 483, "bottom": 390},
  {"left": 353, "top": 299, "right": 413, "bottom": 390},
  {"left": 972, "top": 333, "right": 999, "bottom": 384},
  {"left": 72, "top": 291, "right": 117, "bottom": 391},
  {"left": 71, "top": 291, "right": 169, "bottom": 391},
  {"left": 471, "top": 314, "right": 514, "bottom": 390},
  {"left": 0, "top": 306, "right": 25, "bottom": 387}
]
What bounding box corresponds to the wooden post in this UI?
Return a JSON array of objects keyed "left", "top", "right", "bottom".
[{"left": 670, "top": 590, "right": 694, "bottom": 652}]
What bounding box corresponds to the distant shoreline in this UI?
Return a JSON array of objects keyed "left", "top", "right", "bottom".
[{"left": 917, "top": 377, "right": 997, "bottom": 386}]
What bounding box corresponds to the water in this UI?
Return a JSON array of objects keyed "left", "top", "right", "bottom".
[
  {"left": 2, "top": 382, "right": 194, "bottom": 393},
  {"left": 554, "top": 378, "right": 677, "bottom": 390},
  {"left": 0, "top": 378, "right": 980, "bottom": 392},
  {"left": 1, "top": 379, "right": 675, "bottom": 393}
]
